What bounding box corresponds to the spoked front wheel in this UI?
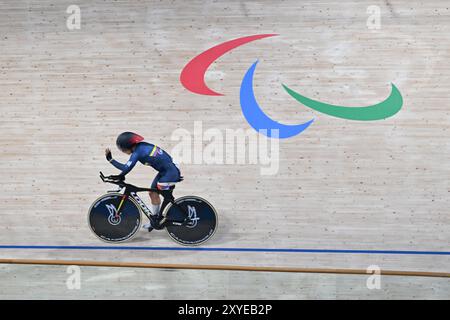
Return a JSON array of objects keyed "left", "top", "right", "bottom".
[
  {"left": 88, "top": 193, "right": 142, "bottom": 243},
  {"left": 162, "top": 196, "right": 218, "bottom": 246}
]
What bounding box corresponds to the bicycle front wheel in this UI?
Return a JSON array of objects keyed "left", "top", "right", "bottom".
[{"left": 88, "top": 193, "right": 142, "bottom": 243}]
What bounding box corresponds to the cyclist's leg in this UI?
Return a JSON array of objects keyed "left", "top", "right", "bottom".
[
  {"left": 143, "top": 173, "right": 164, "bottom": 230},
  {"left": 149, "top": 173, "right": 162, "bottom": 215},
  {"left": 156, "top": 165, "right": 181, "bottom": 213}
]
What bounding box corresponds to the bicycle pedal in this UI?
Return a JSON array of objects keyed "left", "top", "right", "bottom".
[
  {"left": 150, "top": 215, "right": 165, "bottom": 230},
  {"left": 152, "top": 222, "right": 165, "bottom": 230}
]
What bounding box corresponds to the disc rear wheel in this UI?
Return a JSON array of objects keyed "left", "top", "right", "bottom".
[{"left": 163, "top": 196, "right": 218, "bottom": 246}]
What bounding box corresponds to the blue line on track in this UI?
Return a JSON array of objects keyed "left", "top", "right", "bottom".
[{"left": 0, "top": 245, "right": 449, "bottom": 256}]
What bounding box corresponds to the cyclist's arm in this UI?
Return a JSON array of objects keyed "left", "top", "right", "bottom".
[{"left": 110, "top": 152, "right": 139, "bottom": 176}]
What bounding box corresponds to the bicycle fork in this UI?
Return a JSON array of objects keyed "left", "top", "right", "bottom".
[{"left": 115, "top": 194, "right": 128, "bottom": 218}]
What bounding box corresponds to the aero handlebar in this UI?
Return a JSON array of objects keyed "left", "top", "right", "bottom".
[{"left": 99, "top": 171, "right": 157, "bottom": 193}]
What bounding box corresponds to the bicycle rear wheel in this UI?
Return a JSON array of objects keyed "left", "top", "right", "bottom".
[
  {"left": 163, "top": 196, "right": 218, "bottom": 246},
  {"left": 88, "top": 193, "right": 142, "bottom": 243}
]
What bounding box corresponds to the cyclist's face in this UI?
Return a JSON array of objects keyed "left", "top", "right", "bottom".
[{"left": 119, "top": 148, "right": 132, "bottom": 155}]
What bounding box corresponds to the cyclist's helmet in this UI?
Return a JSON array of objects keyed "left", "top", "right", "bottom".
[{"left": 116, "top": 132, "right": 144, "bottom": 151}]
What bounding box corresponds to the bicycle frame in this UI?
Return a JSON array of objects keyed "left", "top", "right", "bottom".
[
  {"left": 125, "top": 191, "right": 153, "bottom": 218},
  {"left": 99, "top": 172, "right": 188, "bottom": 225}
]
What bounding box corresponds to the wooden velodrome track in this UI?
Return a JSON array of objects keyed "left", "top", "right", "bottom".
[{"left": 0, "top": 0, "right": 449, "bottom": 295}]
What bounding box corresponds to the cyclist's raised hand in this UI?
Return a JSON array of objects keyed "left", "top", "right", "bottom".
[{"left": 105, "top": 148, "right": 113, "bottom": 162}]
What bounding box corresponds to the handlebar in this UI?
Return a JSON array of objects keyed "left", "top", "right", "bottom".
[
  {"left": 100, "top": 171, "right": 123, "bottom": 184},
  {"left": 99, "top": 171, "right": 156, "bottom": 193},
  {"left": 100, "top": 171, "right": 122, "bottom": 183}
]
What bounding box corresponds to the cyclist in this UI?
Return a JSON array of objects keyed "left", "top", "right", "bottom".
[{"left": 105, "top": 132, "right": 181, "bottom": 231}]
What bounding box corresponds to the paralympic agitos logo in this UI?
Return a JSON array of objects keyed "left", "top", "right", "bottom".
[{"left": 180, "top": 34, "right": 403, "bottom": 139}]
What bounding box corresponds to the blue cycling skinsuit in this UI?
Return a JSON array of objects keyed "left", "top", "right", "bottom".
[{"left": 110, "top": 142, "right": 181, "bottom": 190}]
